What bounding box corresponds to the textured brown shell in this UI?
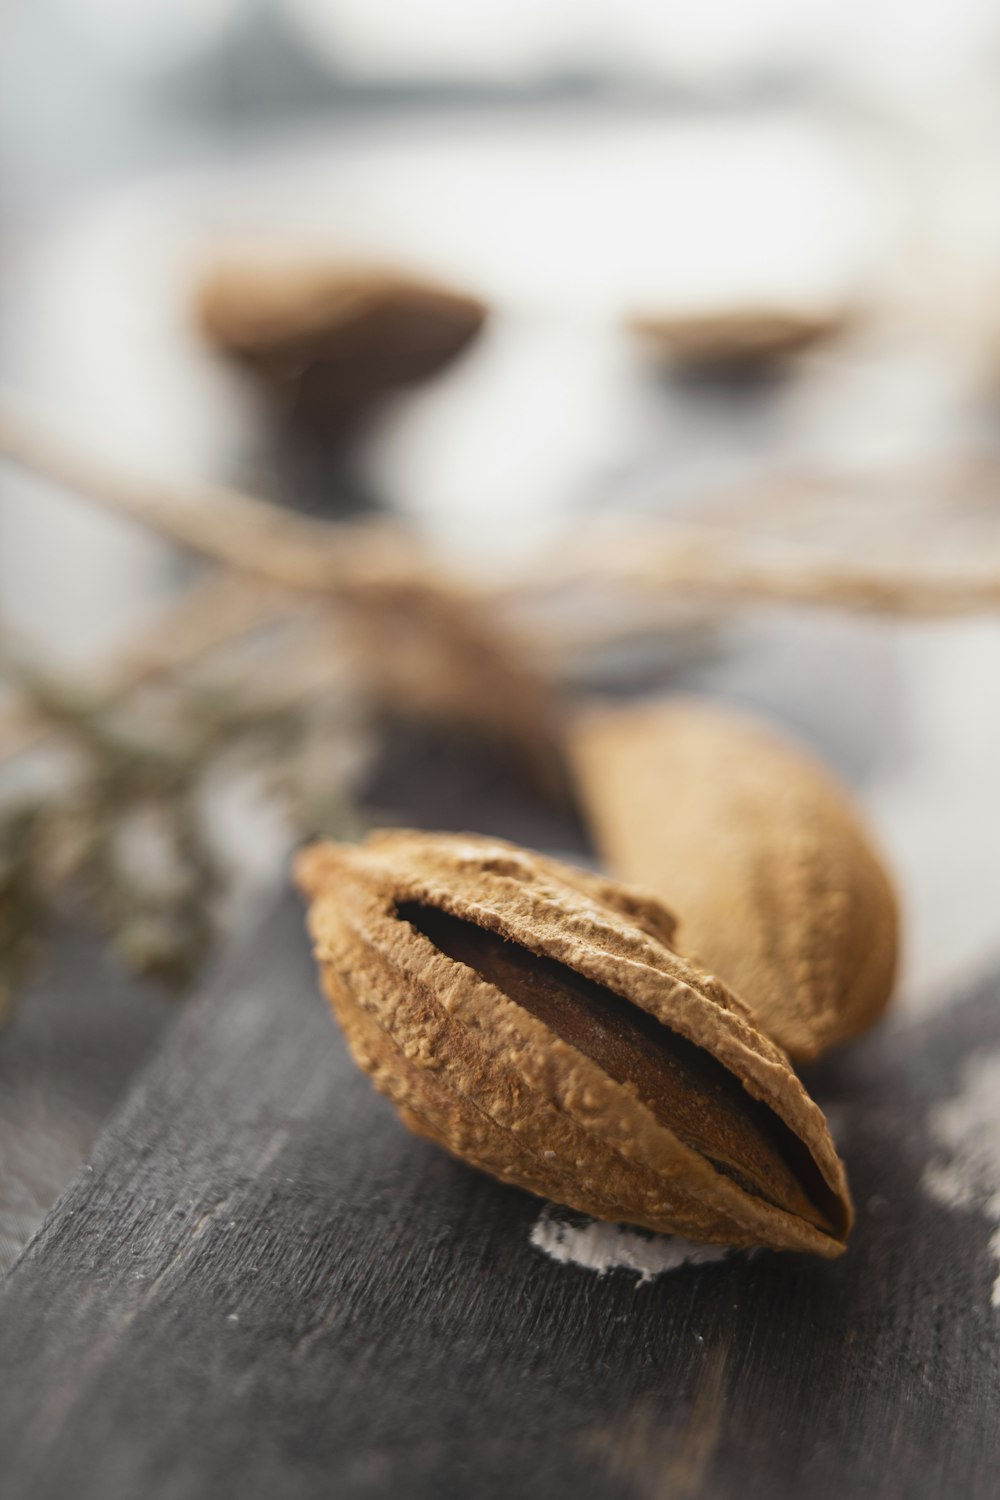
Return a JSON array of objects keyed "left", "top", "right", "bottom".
[
  {"left": 296, "top": 830, "right": 852, "bottom": 1257},
  {"left": 571, "top": 698, "right": 899, "bottom": 1061}
]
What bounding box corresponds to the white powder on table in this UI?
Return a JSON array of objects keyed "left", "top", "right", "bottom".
[
  {"left": 922, "top": 1047, "right": 1000, "bottom": 1309},
  {"left": 529, "top": 1205, "right": 731, "bottom": 1284}
]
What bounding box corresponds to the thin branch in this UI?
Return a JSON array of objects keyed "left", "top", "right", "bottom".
[
  {"left": 0, "top": 393, "right": 424, "bottom": 593},
  {"left": 0, "top": 392, "right": 563, "bottom": 783},
  {"left": 0, "top": 575, "right": 294, "bottom": 761},
  {"left": 3, "top": 388, "right": 1000, "bottom": 619},
  {"left": 505, "top": 526, "right": 1000, "bottom": 618}
]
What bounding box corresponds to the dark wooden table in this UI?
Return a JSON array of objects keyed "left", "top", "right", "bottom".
[
  {"left": 1, "top": 716, "right": 999, "bottom": 1500},
  {"left": 1, "top": 893, "right": 999, "bottom": 1499}
]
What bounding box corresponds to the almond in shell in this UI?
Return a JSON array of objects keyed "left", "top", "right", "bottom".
[{"left": 297, "top": 830, "right": 852, "bottom": 1257}]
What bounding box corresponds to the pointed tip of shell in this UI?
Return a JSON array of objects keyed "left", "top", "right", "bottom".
[{"left": 294, "top": 839, "right": 350, "bottom": 899}]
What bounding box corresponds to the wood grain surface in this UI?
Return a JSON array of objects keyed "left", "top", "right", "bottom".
[
  {"left": 0, "top": 882, "right": 997, "bottom": 1500},
  {"left": 0, "top": 923, "right": 171, "bottom": 1275}
]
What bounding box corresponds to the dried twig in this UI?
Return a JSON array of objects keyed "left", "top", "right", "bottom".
[
  {"left": 0, "top": 392, "right": 563, "bottom": 781},
  {"left": 0, "top": 574, "right": 293, "bottom": 761},
  {"left": 502, "top": 526, "right": 1000, "bottom": 618},
  {"left": 0, "top": 393, "right": 503, "bottom": 609},
  {"left": 2, "top": 390, "right": 1000, "bottom": 621}
]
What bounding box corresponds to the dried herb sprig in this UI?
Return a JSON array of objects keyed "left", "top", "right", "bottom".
[{"left": 0, "top": 624, "right": 372, "bottom": 1015}]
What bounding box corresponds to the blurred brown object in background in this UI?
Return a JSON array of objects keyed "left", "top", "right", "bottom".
[
  {"left": 197, "top": 252, "right": 487, "bottom": 428},
  {"left": 629, "top": 303, "right": 852, "bottom": 372}
]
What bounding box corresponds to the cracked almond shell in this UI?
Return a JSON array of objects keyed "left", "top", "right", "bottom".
[{"left": 296, "top": 830, "right": 852, "bottom": 1257}]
